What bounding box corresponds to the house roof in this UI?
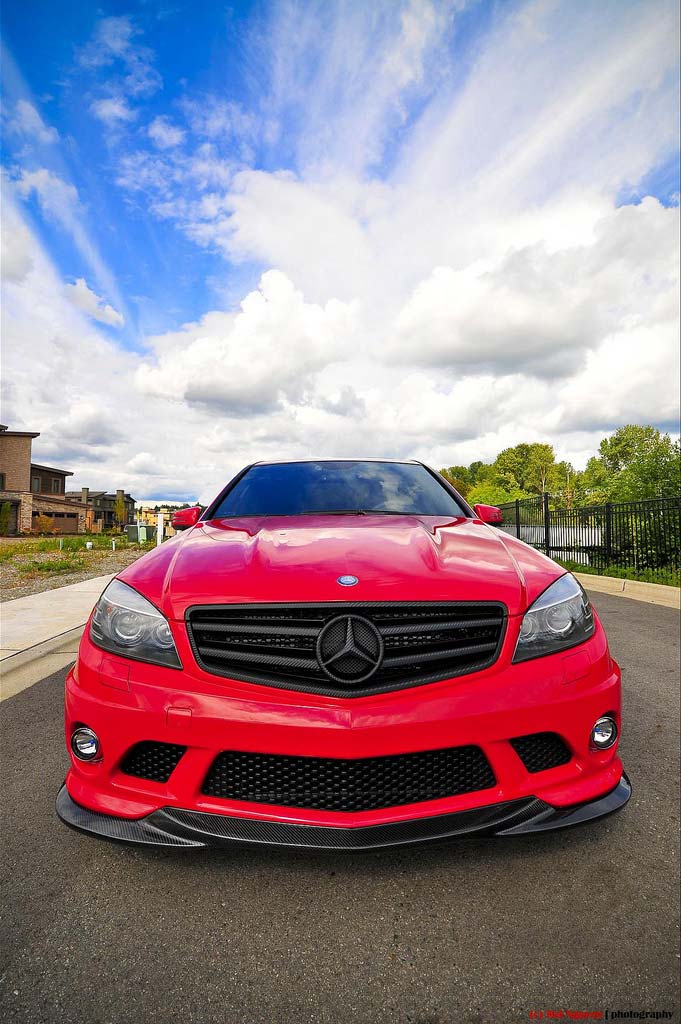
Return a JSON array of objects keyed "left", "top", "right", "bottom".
[
  {"left": 31, "top": 463, "right": 73, "bottom": 477},
  {"left": 66, "top": 490, "right": 136, "bottom": 501},
  {"left": 1, "top": 427, "right": 40, "bottom": 438}
]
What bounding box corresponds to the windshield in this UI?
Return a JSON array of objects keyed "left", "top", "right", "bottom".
[{"left": 209, "top": 461, "right": 468, "bottom": 518}]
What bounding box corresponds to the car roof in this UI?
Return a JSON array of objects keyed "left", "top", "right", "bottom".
[{"left": 252, "top": 458, "right": 420, "bottom": 466}]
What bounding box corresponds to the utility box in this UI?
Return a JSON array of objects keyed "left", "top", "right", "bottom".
[{"left": 126, "top": 524, "right": 154, "bottom": 543}]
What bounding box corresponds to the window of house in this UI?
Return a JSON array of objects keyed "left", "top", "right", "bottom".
[
  {"left": 32, "top": 477, "right": 40, "bottom": 493},
  {"left": 52, "top": 479, "right": 61, "bottom": 494},
  {"left": 0, "top": 473, "right": 5, "bottom": 489}
]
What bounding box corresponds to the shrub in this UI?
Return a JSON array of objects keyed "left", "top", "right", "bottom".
[
  {"left": 0, "top": 502, "right": 11, "bottom": 536},
  {"left": 33, "top": 514, "right": 56, "bottom": 536},
  {"left": 556, "top": 559, "right": 680, "bottom": 588}
]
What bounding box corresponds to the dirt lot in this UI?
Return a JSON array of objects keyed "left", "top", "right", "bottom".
[{"left": 0, "top": 538, "right": 153, "bottom": 601}]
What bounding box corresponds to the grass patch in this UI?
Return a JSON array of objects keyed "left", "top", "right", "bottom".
[
  {"left": 30, "top": 535, "right": 143, "bottom": 553},
  {"left": 0, "top": 535, "right": 155, "bottom": 563},
  {"left": 557, "top": 559, "right": 680, "bottom": 588},
  {"left": 18, "top": 556, "right": 87, "bottom": 576}
]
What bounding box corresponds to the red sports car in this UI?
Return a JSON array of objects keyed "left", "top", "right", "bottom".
[{"left": 57, "top": 459, "right": 630, "bottom": 849}]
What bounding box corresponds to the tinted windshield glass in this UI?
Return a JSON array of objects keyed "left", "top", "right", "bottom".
[{"left": 210, "top": 462, "right": 467, "bottom": 518}]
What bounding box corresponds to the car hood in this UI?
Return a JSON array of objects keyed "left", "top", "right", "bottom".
[{"left": 119, "top": 514, "right": 562, "bottom": 620}]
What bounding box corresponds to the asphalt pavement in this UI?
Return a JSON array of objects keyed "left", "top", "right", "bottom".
[{"left": 1, "top": 592, "right": 679, "bottom": 1024}]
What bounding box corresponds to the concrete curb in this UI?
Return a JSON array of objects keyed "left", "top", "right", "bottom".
[
  {"left": 576, "top": 573, "right": 680, "bottom": 609},
  {"left": 0, "top": 624, "right": 85, "bottom": 702}
]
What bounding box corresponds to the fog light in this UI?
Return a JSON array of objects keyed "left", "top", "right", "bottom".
[
  {"left": 71, "top": 727, "right": 100, "bottom": 761},
  {"left": 591, "top": 716, "right": 618, "bottom": 750}
]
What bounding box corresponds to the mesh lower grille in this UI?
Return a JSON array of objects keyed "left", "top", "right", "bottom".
[
  {"left": 510, "top": 732, "right": 572, "bottom": 773},
  {"left": 202, "top": 745, "right": 496, "bottom": 812},
  {"left": 187, "top": 601, "right": 506, "bottom": 697},
  {"left": 120, "top": 741, "right": 187, "bottom": 783}
]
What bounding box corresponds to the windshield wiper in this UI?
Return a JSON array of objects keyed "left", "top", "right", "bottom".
[
  {"left": 361, "top": 509, "right": 419, "bottom": 515},
  {"left": 298, "top": 509, "right": 419, "bottom": 516},
  {"left": 296, "top": 509, "right": 369, "bottom": 515}
]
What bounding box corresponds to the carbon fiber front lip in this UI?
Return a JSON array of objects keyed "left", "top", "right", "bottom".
[{"left": 55, "top": 775, "right": 631, "bottom": 849}]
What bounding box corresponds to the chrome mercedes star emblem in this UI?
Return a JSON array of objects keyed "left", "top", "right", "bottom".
[{"left": 316, "top": 614, "right": 384, "bottom": 684}]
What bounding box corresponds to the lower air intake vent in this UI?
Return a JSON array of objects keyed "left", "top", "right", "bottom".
[
  {"left": 202, "top": 745, "right": 496, "bottom": 812},
  {"left": 510, "top": 732, "right": 571, "bottom": 773},
  {"left": 120, "top": 741, "right": 186, "bottom": 783}
]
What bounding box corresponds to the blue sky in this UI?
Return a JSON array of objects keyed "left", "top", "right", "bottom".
[{"left": 1, "top": 0, "right": 679, "bottom": 501}]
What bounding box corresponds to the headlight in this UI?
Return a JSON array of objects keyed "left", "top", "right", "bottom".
[
  {"left": 513, "top": 573, "right": 595, "bottom": 663},
  {"left": 90, "top": 579, "right": 182, "bottom": 668}
]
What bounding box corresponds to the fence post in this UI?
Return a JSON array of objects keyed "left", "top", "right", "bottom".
[
  {"left": 605, "top": 503, "right": 612, "bottom": 566},
  {"left": 542, "top": 492, "right": 551, "bottom": 557},
  {"left": 515, "top": 499, "right": 521, "bottom": 539}
]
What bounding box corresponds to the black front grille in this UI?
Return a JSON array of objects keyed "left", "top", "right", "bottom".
[
  {"left": 201, "top": 745, "right": 496, "bottom": 812},
  {"left": 120, "top": 742, "right": 186, "bottom": 783},
  {"left": 186, "top": 601, "right": 506, "bottom": 697},
  {"left": 510, "top": 733, "right": 572, "bottom": 773}
]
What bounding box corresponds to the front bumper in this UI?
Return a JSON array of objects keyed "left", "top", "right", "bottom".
[
  {"left": 60, "top": 613, "right": 628, "bottom": 846},
  {"left": 56, "top": 774, "right": 631, "bottom": 849}
]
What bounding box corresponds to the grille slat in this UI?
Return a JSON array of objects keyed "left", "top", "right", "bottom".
[
  {"left": 187, "top": 601, "right": 506, "bottom": 697},
  {"left": 382, "top": 640, "right": 498, "bottom": 669},
  {"left": 381, "top": 618, "right": 499, "bottom": 635},
  {"left": 197, "top": 645, "right": 319, "bottom": 670},
  {"left": 202, "top": 745, "right": 496, "bottom": 812},
  {"left": 198, "top": 622, "right": 318, "bottom": 638}
]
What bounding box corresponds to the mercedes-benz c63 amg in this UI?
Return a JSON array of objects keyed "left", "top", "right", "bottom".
[{"left": 57, "top": 459, "right": 630, "bottom": 849}]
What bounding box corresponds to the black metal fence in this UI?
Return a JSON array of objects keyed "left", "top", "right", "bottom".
[{"left": 495, "top": 495, "right": 681, "bottom": 572}]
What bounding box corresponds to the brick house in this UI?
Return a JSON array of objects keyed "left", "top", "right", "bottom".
[
  {"left": 66, "top": 488, "right": 136, "bottom": 530},
  {"left": 0, "top": 425, "right": 90, "bottom": 534}
]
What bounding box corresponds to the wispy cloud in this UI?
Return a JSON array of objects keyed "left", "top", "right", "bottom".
[
  {"left": 90, "top": 96, "right": 136, "bottom": 125},
  {"left": 64, "top": 277, "right": 125, "bottom": 327},
  {"left": 148, "top": 115, "right": 186, "bottom": 149},
  {"left": 6, "top": 99, "right": 59, "bottom": 144},
  {"left": 79, "top": 14, "right": 161, "bottom": 129},
  {"left": 13, "top": 169, "right": 127, "bottom": 321}
]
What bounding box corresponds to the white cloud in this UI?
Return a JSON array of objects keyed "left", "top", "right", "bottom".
[
  {"left": 7, "top": 99, "right": 59, "bottom": 144},
  {"left": 15, "top": 167, "right": 79, "bottom": 218},
  {"left": 64, "top": 278, "right": 125, "bottom": 327},
  {"left": 148, "top": 115, "right": 185, "bottom": 149},
  {"left": 1, "top": 198, "right": 34, "bottom": 282},
  {"left": 136, "top": 270, "right": 357, "bottom": 414},
  {"left": 80, "top": 15, "right": 161, "bottom": 130},
  {"left": 12, "top": 170, "right": 126, "bottom": 319},
  {"left": 2, "top": 1, "right": 679, "bottom": 503},
  {"left": 90, "top": 97, "right": 136, "bottom": 125},
  {"left": 259, "top": 0, "right": 455, "bottom": 174},
  {"left": 78, "top": 16, "right": 138, "bottom": 68},
  {"left": 393, "top": 199, "right": 679, "bottom": 380}
]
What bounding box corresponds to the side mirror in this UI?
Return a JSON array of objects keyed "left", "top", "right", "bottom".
[
  {"left": 171, "top": 506, "right": 202, "bottom": 531},
  {"left": 474, "top": 503, "right": 503, "bottom": 525}
]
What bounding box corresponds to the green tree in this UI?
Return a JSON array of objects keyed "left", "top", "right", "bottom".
[
  {"left": 114, "top": 494, "right": 128, "bottom": 529},
  {"left": 468, "top": 461, "right": 485, "bottom": 484},
  {"left": 493, "top": 444, "right": 532, "bottom": 491},
  {"left": 591, "top": 425, "right": 680, "bottom": 501},
  {"left": 467, "top": 481, "right": 529, "bottom": 506},
  {"left": 554, "top": 461, "right": 581, "bottom": 508},
  {"left": 580, "top": 456, "right": 612, "bottom": 504},
  {"left": 440, "top": 465, "right": 472, "bottom": 496},
  {"left": 525, "top": 444, "right": 558, "bottom": 494},
  {"left": 491, "top": 443, "right": 559, "bottom": 495}
]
